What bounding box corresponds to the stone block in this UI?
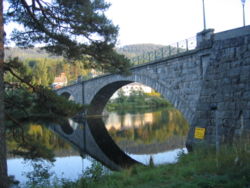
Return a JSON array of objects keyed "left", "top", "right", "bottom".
[
  {"left": 244, "top": 111, "right": 250, "bottom": 119},
  {"left": 243, "top": 92, "right": 250, "bottom": 100},
  {"left": 247, "top": 102, "right": 250, "bottom": 110}
]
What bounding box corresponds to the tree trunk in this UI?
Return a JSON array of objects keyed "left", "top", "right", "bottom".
[{"left": 0, "top": 0, "right": 8, "bottom": 187}]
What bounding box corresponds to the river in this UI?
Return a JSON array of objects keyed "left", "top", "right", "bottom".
[{"left": 7, "top": 107, "right": 189, "bottom": 186}]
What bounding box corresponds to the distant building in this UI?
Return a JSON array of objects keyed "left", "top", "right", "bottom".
[
  {"left": 52, "top": 72, "right": 68, "bottom": 89},
  {"left": 111, "top": 82, "right": 153, "bottom": 99},
  {"left": 90, "top": 69, "right": 103, "bottom": 78}
]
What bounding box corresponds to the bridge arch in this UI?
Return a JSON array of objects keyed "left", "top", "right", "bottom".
[
  {"left": 56, "top": 83, "right": 83, "bottom": 104},
  {"left": 87, "top": 73, "right": 194, "bottom": 124},
  {"left": 60, "top": 91, "right": 75, "bottom": 101}
]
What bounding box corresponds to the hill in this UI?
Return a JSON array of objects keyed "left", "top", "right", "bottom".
[
  {"left": 4, "top": 47, "right": 62, "bottom": 60},
  {"left": 5, "top": 44, "right": 165, "bottom": 60},
  {"left": 116, "top": 44, "right": 164, "bottom": 58}
]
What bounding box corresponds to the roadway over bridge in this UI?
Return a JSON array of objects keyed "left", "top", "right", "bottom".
[{"left": 53, "top": 26, "right": 250, "bottom": 170}]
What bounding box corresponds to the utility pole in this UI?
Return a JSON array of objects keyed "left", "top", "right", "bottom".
[
  {"left": 241, "top": 0, "right": 246, "bottom": 27},
  {"left": 202, "top": 0, "right": 207, "bottom": 30}
]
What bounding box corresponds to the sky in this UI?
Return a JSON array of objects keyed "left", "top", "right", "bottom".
[
  {"left": 5, "top": 0, "right": 250, "bottom": 47},
  {"left": 105, "top": 0, "right": 250, "bottom": 46}
]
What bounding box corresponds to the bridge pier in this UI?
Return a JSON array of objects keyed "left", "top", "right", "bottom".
[{"left": 187, "top": 26, "right": 250, "bottom": 149}]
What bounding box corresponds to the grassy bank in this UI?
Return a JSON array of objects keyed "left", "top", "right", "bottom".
[
  {"left": 63, "top": 145, "right": 250, "bottom": 188},
  {"left": 18, "top": 144, "right": 250, "bottom": 187}
]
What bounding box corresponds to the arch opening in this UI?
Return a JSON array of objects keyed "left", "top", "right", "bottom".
[
  {"left": 86, "top": 80, "right": 190, "bottom": 165},
  {"left": 87, "top": 81, "right": 133, "bottom": 115},
  {"left": 61, "top": 92, "right": 75, "bottom": 101}
]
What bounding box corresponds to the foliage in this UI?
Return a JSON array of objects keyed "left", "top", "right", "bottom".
[
  {"left": 117, "top": 44, "right": 164, "bottom": 58},
  {"left": 59, "top": 160, "right": 109, "bottom": 188},
  {"left": 23, "top": 159, "right": 55, "bottom": 187},
  {"left": 4, "top": 57, "right": 83, "bottom": 161},
  {"left": 4, "top": 56, "right": 93, "bottom": 87},
  {"left": 5, "top": 0, "right": 131, "bottom": 74},
  {"left": 20, "top": 159, "right": 109, "bottom": 188},
  {"left": 83, "top": 160, "right": 109, "bottom": 182},
  {"left": 106, "top": 90, "right": 171, "bottom": 113}
]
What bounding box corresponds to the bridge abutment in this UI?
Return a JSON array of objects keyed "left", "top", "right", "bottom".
[{"left": 188, "top": 26, "right": 250, "bottom": 148}]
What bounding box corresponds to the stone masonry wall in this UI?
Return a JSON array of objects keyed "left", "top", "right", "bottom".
[
  {"left": 56, "top": 83, "right": 83, "bottom": 104},
  {"left": 188, "top": 28, "right": 250, "bottom": 147}
]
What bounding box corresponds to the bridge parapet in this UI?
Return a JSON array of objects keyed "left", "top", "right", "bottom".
[{"left": 129, "top": 36, "right": 197, "bottom": 65}]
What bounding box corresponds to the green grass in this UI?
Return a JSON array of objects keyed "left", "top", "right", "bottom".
[
  {"left": 23, "top": 144, "right": 250, "bottom": 188},
  {"left": 70, "top": 145, "right": 250, "bottom": 188}
]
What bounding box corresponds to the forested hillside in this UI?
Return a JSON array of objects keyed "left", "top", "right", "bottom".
[
  {"left": 4, "top": 44, "right": 163, "bottom": 86},
  {"left": 116, "top": 43, "right": 164, "bottom": 58},
  {"left": 5, "top": 47, "right": 62, "bottom": 60},
  {"left": 4, "top": 48, "right": 91, "bottom": 86},
  {"left": 6, "top": 44, "right": 164, "bottom": 60}
]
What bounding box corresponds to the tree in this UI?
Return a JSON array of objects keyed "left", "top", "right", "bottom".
[
  {"left": 116, "top": 89, "right": 127, "bottom": 104},
  {"left": 0, "top": 1, "right": 7, "bottom": 187},
  {"left": 1, "top": 0, "right": 131, "bottom": 187},
  {"left": 6, "top": 0, "right": 131, "bottom": 73}
]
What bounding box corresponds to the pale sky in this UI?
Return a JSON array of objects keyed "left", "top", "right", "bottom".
[
  {"left": 5, "top": 0, "right": 250, "bottom": 47},
  {"left": 106, "top": 0, "right": 250, "bottom": 46}
]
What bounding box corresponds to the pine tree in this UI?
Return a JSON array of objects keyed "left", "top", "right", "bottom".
[
  {"left": 0, "top": 1, "right": 7, "bottom": 187},
  {"left": 1, "top": 0, "right": 131, "bottom": 187},
  {"left": 6, "top": 0, "right": 131, "bottom": 73}
]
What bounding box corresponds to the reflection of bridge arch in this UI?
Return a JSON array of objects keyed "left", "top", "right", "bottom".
[
  {"left": 59, "top": 118, "right": 79, "bottom": 135},
  {"left": 50, "top": 118, "right": 139, "bottom": 170},
  {"left": 87, "top": 73, "right": 194, "bottom": 124}
]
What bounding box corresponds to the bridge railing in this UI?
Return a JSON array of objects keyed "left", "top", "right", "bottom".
[
  {"left": 130, "top": 36, "right": 197, "bottom": 65},
  {"left": 63, "top": 37, "right": 197, "bottom": 86}
]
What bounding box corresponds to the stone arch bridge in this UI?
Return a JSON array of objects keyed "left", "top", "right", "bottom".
[{"left": 52, "top": 26, "right": 250, "bottom": 170}]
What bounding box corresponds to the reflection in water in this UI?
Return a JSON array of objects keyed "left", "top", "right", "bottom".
[
  {"left": 7, "top": 107, "right": 189, "bottom": 185},
  {"left": 105, "top": 112, "right": 154, "bottom": 130},
  {"left": 7, "top": 148, "right": 187, "bottom": 185},
  {"left": 129, "top": 148, "right": 188, "bottom": 165},
  {"left": 7, "top": 156, "right": 92, "bottom": 186},
  {"left": 103, "top": 108, "right": 189, "bottom": 154},
  {"left": 7, "top": 124, "right": 76, "bottom": 159}
]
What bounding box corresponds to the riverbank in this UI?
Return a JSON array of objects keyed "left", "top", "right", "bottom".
[
  {"left": 66, "top": 145, "right": 250, "bottom": 188},
  {"left": 105, "top": 92, "right": 171, "bottom": 113}
]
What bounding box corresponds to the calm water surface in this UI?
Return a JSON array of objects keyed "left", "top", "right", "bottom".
[{"left": 7, "top": 107, "right": 189, "bottom": 185}]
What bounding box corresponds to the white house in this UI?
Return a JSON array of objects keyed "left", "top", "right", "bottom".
[
  {"left": 111, "top": 82, "right": 153, "bottom": 99},
  {"left": 52, "top": 72, "right": 68, "bottom": 89}
]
